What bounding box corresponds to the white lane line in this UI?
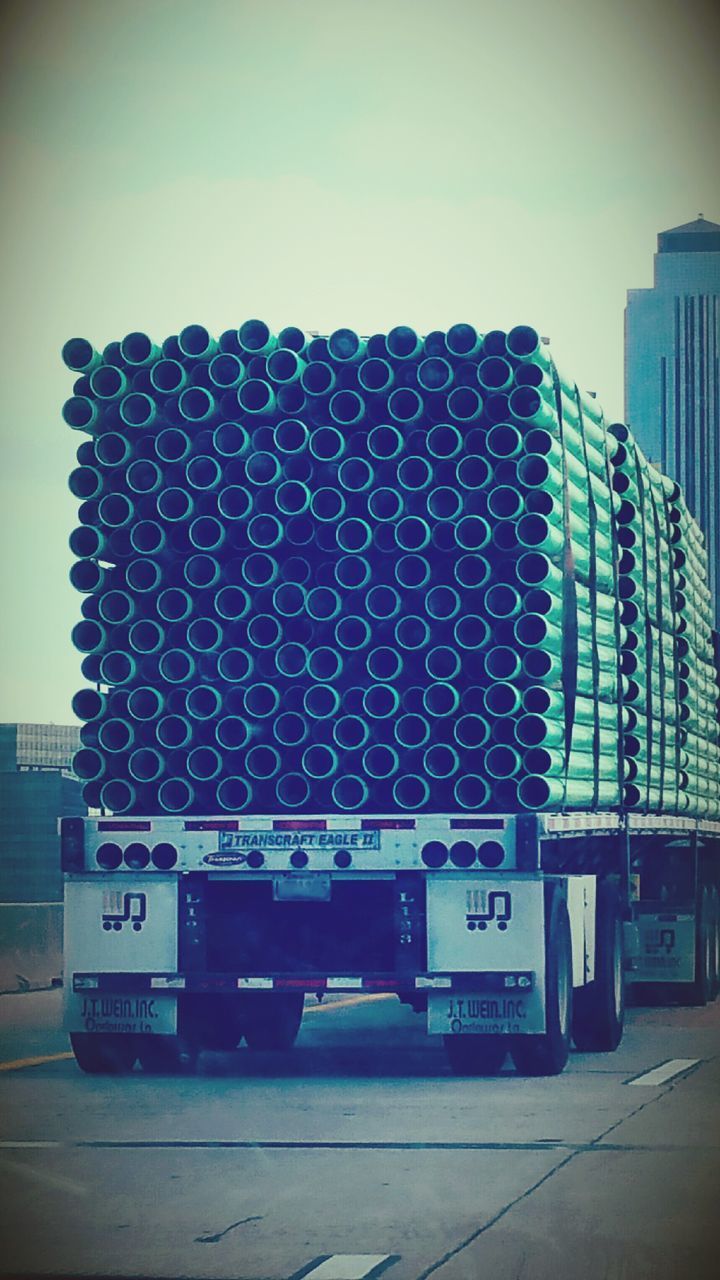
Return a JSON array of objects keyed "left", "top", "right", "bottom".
[
  {"left": 302, "top": 1256, "right": 393, "bottom": 1279},
  {"left": 0, "top": 1140, "right": 61, "bottom": 1149},
  {"left": 627, "top": 1058, "right": 699, "bottom": 1087}
]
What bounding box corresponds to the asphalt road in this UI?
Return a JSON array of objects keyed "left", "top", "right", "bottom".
[{"left": 0, "top": 990, "right": 719, "bottom": 1280}]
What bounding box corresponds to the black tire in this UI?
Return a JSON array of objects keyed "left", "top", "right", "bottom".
[
  {"left": 682, "top": 886, "right": 714, "bottom": 1006},
  {"left": 182, "top": 994, "right": 245, "bottom": 1051},
  {"left": 137, "top": 1035, "right": 197, "bottom": 1074},
  {"left": 511, "top": 887, "right": 573, "bottom": 1077},
  {"left": 244, "top": 993, "right": 304, "bottom": 1051},
  {"left": 572, "top": 881, "right": 625, "bottom": 1052},
  {"left": 443, "top": 1035, "right": 508, "bottom": 1076},
  {"left": 70, "top": 1032, "right": 137, "bottom": 1075}
]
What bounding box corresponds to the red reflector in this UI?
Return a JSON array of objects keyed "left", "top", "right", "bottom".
[
  {"left": 97, "top": 821, "right": 152, "bottom": 832},
  {"left": 274, "top": 977, "right": 327, "bottom": 990},
  {"left": 273, "top": 819, "right": 327, "bottom": 830},
  {"left": 362, "top": 977, "right": 395, "bottom": 989},
  {"left": 450, "top": 819, "right": 505, "bottom": 830},
  {"left": 183, "top": 820, "right": 239, "bottom": 831},
  {"left": 361, "top": 819, "right": 415, "bottom": 830}
]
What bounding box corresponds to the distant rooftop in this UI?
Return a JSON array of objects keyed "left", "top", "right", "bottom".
[{"left": 658, "top": 214, "right": 720, "bottom": 254}]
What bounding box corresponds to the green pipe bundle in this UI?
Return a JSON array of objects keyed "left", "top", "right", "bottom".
[{"left": 63, "top": 321, "right": 720, "bottom": 817}]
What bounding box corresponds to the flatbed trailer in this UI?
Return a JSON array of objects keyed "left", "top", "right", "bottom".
[{"left": 61, "top": 808, "right": 720, "bottom": 1076}]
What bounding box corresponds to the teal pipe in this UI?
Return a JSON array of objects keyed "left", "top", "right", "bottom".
[
  {"left": 509, "top": 385, "right": 556, "bottom": 427},
  {"left": 72, "top": 747, "right": 107, "bottom": 781},
  {"left": 119, "top": 392, "right": 157, "bottom": 429},
  {"left": 179, "top": 386, "right": 217, "bottom": 423},
  {"left": 275, "top": 642, "right": 309, "bottom": 677},
  {"left": 156, "top": 715, "right": 192, "bottom": 750},
  {"left": 454, "top": 774, "right": 491, "bottom": 810},
  {"left": 456, "top": 454, "right": 492, "bottom": 491},
  {"left": 333, "top": 715, "right": 370, "bottom": 750},
  {"left": 486, "top": 423, "right": 523, "bottom": 459},
  {"left": 513, "top": 612, "right": 563, "bottom": 649},
  {"left": 63, "top": 396, "right": 99, "bottom": 432},
  {"left": 331, "top": 775, "right": 369, "bottom": 810},
  {"left": 483, "top": 682, "right": 522, "bottom": 716},
  {"left": 62, "top": 338, "right": 101, "bottom": 374},
  {"left": 241, "top": 552, "right": 279, "bottom": 588},
  {"left": 477, "top": 356, "right": 514, "bottom": 393},
  {"left": 267, "top": 347, "right": 306, "bottom": 384},
  {"left": 248, "top": 514, "right": 283, "bottom": 549},
  {"left": 388, "top": 387, "right": 424, "bottom": 424},
  {"left": 424, "top": 584, "right": 460, "bottom": 620},
  {"left": 128, "top": 748, "right": 164, "bottom": 784},
  {"left": 100, "top": 779, "right": 136, "bottom": 814},
  {"left": 303, "top": 684, "right": 341, "bottom": 719},
  {"left": 335, "top": 555, "right": 371, "bottom": 591},
  {"left": 358, "top": 358, "right": 394, "bottom": 393},
  {"left": 335, "top": 614, "right": 371, "bottom": 650},
  {"left": 310, "top": 425, "right": 345, "bottom": 462},
  {"left": 98, "top": 717, "right": 134, "bottom": 754},
  {"left": 218, "top": 485, "right": 253, "bottom": 520},
  {"left": 455, "top": 555, "right": 491, "bottom": 589},
  {"left": 244, "top": 682, "right": 280, "bottom": 718},
  {"left": 395, "top": 614, "right": 431, "bottom": 650},
  {"left": 217, "top": 777, "right": 252, "bottom": 811},
  {"left": 427, "top": 424, "right": 463, "bottom": 459},
  {"left": 368, "top": 487, "right": 404, "bottom": 522},
  {"left": 213, "top": 421, "right": 250, "bottom": 458},
  {"left": 310, "top": 487, "right": 346, "bottom": 522},
  {"left": 506, "top": 325, "right": 550, "bottom": 366},
  {"left": 274, "top": 773, "right": 311, "bottom": 809},
  {"left": 120, "top": 331, "right": 160, "bottom": 366},
  {"left": 516, "top": 513, "right": 564, "bottom": 556},
  {"left": 485, "top": 745, "right": 522, "bottom": 779},
  {"left": 423, "top": 683, "right": 460, "bottom": 716},
  {"left": 301, "top": 361, "right": 336, "bottom": 396},
  {"left": 446, "top": 323, "right": 483, "bottom": 358},
  {"left": 453, "top": 714, "right": 490, "bottom": 749},
  {"left": 71, "top": 619, "right": 107, "bottom": 654},
  {"left": 158, "top": 777, "right": 194, "bottom": 814},
  {"left": 395, "top": 555, "right": 431, "bottom": 590},
  {"left": 455, "top": 515, "right": 491, "bottom": 550},
  {"left": 127, "top": 686, "right": 164, "bottom": 722},
  {"left": 237, "top": 379, "right": 275, "bottom": 415},
  {"left": 337, "top": 518, "right": 373, "bottom": 553},
  {"left": 447, "top": 386, "right": 483, "bottom": 423},
  {"left": 368, "top": 646, "right": 404, "bottom": 681},
  {"left": 487, "top": 485, "right": 524, "bottom": 520},
  {"left": 99, "top": 650, "right": 137, "bottom": 685},
  {"left": 69, "top": 559, "right": 106, "bottom": 594},
  {"left": 363, "top": 743, "right": 400, "bottom": 780},
  {"left": 417, "top": 357, "right": 454, "bottom": 392},
  {"left": 484, "top": 646, "right": 522, "bottom": 681},
  {"left": 454, "top": 614, "right": 491, "bottom": 650},
  {"left": 72, "top": 688, "right": 107, "bottom": 721},
  {"left": 386, "top": 325, "right": 422, "bottom": 361},
  {"left": 98, "top": 589, "right": 135, "bottom": 625},
  {"left": 273, "top": 581, "right": 307, "bottom": 616},
  {"left": 128, "top": 619, "right": 165, "bottom": 655},
  {"left": 395, "top": 713, "right": 431, "bottom": 748},
  {"left": 396, "top": 516, "right": 431, "bottom": 551},
  {"left": 150, "top": 358, "right": 187, "bottom": 395},
  {"left": 306, "top": 585, "right": 342, "bottom": 622},
  {"left": 178, "top": 324, "right": 217, "bottom": 361},
  {"left": 393, "top": 774, "right": 431, "bottom": 810},
  {"left": 338, "top": 457, "right": 374, "bottom": 493},
  {"left": 301, "top": 743, "right": 339, "bottom": 780},
  {"left": 69, "top": 526, "right": 105, "bottom": 559},
  {"left": 330, "top": 389, "right": 366, "bottom": 425},
  {"left": 94, "top": 432, "right": 132, "bottom": 466},
  {"left": 238, "top": 319, "right": 276, "bottom": 356},
  {"left": 423, "top": 744, "right": 460, "bottom": 779},
  {"left": 328, "top": 328, "right": 365, "bottom": 363},
  {"left": 89, "top": 364, "right": 128, "bottom": 400},
  {"left": 516, "top": 551, "right": 564, "bottom": 589},
  {"left": 215, "top": 717, "right": 252, "bottom": 750},
  {"left": 158, "top": 648, "right": 196, "bottom": 684},
  {"left": 364, "top": 684, "right": 401, "bottom": 719}
]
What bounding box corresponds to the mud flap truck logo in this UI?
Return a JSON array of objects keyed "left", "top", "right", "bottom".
[
  {"left": 102, "top": 891, "right": 147, "bottom": 932},
  {"left": 466, "top": 889, "right": 512, "bottom": 932}
]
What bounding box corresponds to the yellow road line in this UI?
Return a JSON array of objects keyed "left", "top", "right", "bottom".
[
  {"left": 305, "top": 993, "right": 395, "bottom": 1014},
  {"left": 0, "top": 1051, "right": 74, "bottom": 1072}
]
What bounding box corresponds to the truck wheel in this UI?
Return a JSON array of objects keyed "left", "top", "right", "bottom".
[
  {"left": 443, "top": 1035, "right": 507, "bottom": 1076},
  {"left": 182, "top": 995, "right": 245, "bottom": 1051},
  {"left": 572, "top": 882, "right": 624, "bottom": 1052},
  {"left": 511, "top": 887, "right": 572, "bottom": 1077},
  {"left": 137, "top": 1035, "right": 197, "bottom": 1074},
  {"left": 682, "top": 886, "right": 713, "bottom": 1007},
  {"left": 244, "top": 993, "right": 304, "bottom": 1051},
  {"left": 70, "top": 1032, "right": 137, "bottom": 1075}
]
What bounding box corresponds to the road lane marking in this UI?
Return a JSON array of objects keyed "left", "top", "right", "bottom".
[
  {"left": 306, "top": 994, "right": 395, "bottom": 1014},
  {"left": 298, "top": 1256, "right": 396, "bottom": 1280},
  {"left": 627, "top": 1057, "right": 699, "bottom": 1087},
  {"left": 0, "top": 1141, "right": 61, "bottom": 1149},
  {"left": 0, "top": 1051, "right": 73, "bottom": 1072}
]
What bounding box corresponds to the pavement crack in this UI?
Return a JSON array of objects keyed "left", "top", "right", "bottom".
[{"left": 195, "top": 1214, "right": 262, "bottom": 1243}]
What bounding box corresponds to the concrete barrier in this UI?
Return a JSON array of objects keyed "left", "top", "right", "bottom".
[{"left": 0, "top": 903, "right": 63, "bottom": 994}]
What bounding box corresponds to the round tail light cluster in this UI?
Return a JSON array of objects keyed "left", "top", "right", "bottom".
[
  {"left": 95, "top": 841, "right": 178, "bottom": 870},
  {"left": 421, "top": 839, "right": 506, "bottom": 869}
]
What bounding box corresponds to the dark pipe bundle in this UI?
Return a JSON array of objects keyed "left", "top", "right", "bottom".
[{"left": 63, "top": 322, "right": 720, "bottom": 816}]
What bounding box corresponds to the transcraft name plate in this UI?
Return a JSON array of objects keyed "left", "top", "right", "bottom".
[{"left": 218, "top": 829, "right": 381, "bottom": 852}]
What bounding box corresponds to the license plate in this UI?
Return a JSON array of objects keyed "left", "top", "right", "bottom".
[
  {"left": 218, "top": 829, "right": 380, "bottom": 852},
  {"left": 428, "top": 991, "right": 544, "bottom": 1036},
  {"left": 65, "top": 992, "right": 177, "bottom": 1036},
  {"left": 273, "top": 874, "right": 332, "bottom": 902}
]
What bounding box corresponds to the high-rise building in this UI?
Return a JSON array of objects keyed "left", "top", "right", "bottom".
[
  {"left": 0, "top": 723, "right": 85, "bottom": 903},
  {"left": 624, "top": 215, "right": 720, "bottom": 617}
]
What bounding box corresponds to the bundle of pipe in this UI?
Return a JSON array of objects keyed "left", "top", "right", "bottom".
[
  {"left": 607, "top": 426, "right": 720, "bottom": 815},
  {"left": 63, "top": 322, "right": 720, "bottom": 817}
]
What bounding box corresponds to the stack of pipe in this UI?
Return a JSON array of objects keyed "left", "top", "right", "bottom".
[{"left": 63, "top": 321, "right": 720, "bottom": 816}]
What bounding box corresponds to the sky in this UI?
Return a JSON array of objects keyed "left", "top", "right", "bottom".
[{"left": 0, "top": 0, "right": 719, "bottom": 724}]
